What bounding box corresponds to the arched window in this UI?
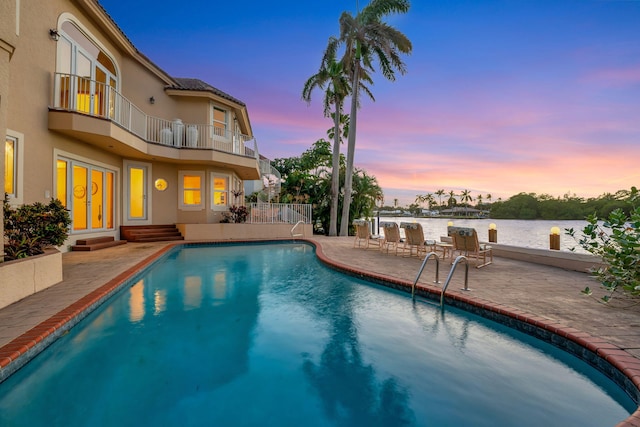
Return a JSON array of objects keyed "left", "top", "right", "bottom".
[{"left": 55, "top": 20, "right": 118, "bottom": 118}]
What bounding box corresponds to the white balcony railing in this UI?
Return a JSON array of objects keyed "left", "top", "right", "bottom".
[
  {"left": 249, "top": 203, "right": 312, "bottom": 224},
  {"left": 52, "top": 73, "right": 258, "bottom": 158}
]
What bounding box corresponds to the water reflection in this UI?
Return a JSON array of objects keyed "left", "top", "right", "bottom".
[
  {"left": 411, "top": 301, "right": 471, "bottom": 353},
  {"left": 301, "top": 280, "right": 415, "bottom": 426}
]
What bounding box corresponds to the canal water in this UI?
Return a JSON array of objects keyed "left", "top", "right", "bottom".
[{"left": 374, "top": 217, "right": 592, "bottom": 253}]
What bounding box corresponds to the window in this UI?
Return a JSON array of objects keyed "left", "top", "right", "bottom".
[
  {"left": 212, "top": 106, "right": 228, "bottom": 138},
  {"left": 179, "top": 171, "right": 204, "bottom": 210},
  {"left": 4, "top": 136, "right": 17, "bottom": 197},
  {"left": 211, "top": 174, "right": 229, "bottom": 209},
  {"left": 55, "top": 19, "right": 118, "bottom": 118},
  {"left": 4, "top": 131, "right": 23, "bottom": 204}
]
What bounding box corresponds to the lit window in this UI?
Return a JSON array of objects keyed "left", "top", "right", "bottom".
[
  {"left": 212, "top": 174, "right": 228, "bottom": 208},
  {"left": 179, "top": 171, "right": 204, "bottom": 210},
  {"left": 4, "top": 136, "right": 16, "bottom": 196},
  {"left": 4, "top": 131, "right": 23, "bottom": 204}
]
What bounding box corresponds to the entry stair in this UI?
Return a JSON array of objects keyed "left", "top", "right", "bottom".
[
  {"left": 71, "top": 236, "right": 127, "bottom": 251},
  {"left": 120, "top": 225, "right": 184, "bottom": 242}
]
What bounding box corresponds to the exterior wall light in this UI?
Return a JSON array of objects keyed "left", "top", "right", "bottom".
[
  {"left": 149, "top": 96, "right": 155, "bottom": 104},
  {"left": 49, "top": 29, "right": 60, "bottom": 41}
]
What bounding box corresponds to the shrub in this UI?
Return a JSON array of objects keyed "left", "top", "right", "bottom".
[
  {"left": 567, "top": 204, "right": 640, "bottom": 302},
  {"left": 220, "top": 205, "right": 249, "bottom": 224},
  {"left": 3, "top": 195, "right": 71, "bottom": 261}
]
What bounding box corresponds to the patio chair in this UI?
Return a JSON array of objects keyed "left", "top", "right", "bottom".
[
  {"left": 379, "top": 221, "right": 404, "bottom": 255},
  {"left": 353, "top": 219, "right": 381, "bottom": 250},
  {"left": 399, "top": 222, "right": 435, "bottom": 258},
  {"left": 447, "top": 226, "right": 493, "bottom": 268}
]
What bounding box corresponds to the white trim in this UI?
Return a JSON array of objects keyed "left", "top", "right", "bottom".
[
  {"left": 179, "top": 170, "right": 205, "bottom": 211},
  {"left": 5, "top": 129, "right": 24, "bottom": 206}
]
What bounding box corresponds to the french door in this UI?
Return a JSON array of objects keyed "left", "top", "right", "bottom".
[{"left": 56, "top": 158, "right": 115, "bottom": 232}]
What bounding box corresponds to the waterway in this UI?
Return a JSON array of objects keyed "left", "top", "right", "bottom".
[{"left": 375, "top": 217, "right": 591, "bottom": 254}]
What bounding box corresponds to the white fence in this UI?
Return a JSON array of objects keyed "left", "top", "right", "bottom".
[{"left": 249, "top": 203, "right": 312, "bottom": 224}]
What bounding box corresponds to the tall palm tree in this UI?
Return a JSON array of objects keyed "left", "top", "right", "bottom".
[
  {"left": 435, "top": 189, "right": 445, "bottom": 209},
  {"left": 476, "top": 194, "right": 483, "bottom": 208},
  {"left": 337, "top": 0, "right": 412, "bottom": 236},
  {"left": 460, "top": 189, "right": 473, "bottom": 216},
  {"left": 303, "top": 38, "right": 350, "bottom": 236},
  {"left": 486, "top": 194, "right": 492, "bottom": 204}
]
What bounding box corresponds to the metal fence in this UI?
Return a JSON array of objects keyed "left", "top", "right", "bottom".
[{"left": 249, "top": 203, "right": 312, "bottom": 224}]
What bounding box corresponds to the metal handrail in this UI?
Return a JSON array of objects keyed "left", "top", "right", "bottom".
[
  {"left": 291, "top": 220, "right": 305, "bottom": 238},
  {"left": 411, "top": 252, "right": 440, "bottom": 299},
  {"left": 440, "top": 256, "right": 470, "bottom": 307}
]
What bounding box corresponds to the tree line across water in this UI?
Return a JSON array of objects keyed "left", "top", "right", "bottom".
[{"left": 407, "top": 189, "right": 637, "bottom": 220}]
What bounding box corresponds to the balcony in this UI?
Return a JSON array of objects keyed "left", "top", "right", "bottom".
[{"left": 48, "top": 73, "right": 262, "bottom": 180}]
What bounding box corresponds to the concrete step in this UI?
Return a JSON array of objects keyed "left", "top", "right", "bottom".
[{"left": 71, "top": 239, "right": 127, "bottom": 251}]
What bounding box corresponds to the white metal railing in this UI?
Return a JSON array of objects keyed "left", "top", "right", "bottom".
[
  {"left": 249, "top": 203, "right": 312, "bottom": 224},
  {"left": 52, "top": 72, "right": 259, "bottom": 158}
]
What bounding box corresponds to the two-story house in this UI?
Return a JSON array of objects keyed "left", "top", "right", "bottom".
[{"left": 1, "top": 0, "right": 281, "bottom": 255}]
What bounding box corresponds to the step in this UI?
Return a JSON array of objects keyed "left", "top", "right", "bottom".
[
  {"left": 75, "top": 236, "right": 115, "bottom": 246},
  {"left": 71, "top": 240, "right": 127, "bottom": 251},
  {"left": 130, "top": 235, "right": 184, "bottom": 243}
]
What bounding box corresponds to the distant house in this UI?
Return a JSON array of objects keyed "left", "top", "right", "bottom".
[
  {"left": 440, "top": 207, "right": 483, "bottom": 216},
  {"left": 1, "top": 0, "right": 275, "bottom": 255}
]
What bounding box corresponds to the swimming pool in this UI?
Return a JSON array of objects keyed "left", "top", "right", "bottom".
[{"left": 0, "top": 243, "right": 635, "bottom": 426}]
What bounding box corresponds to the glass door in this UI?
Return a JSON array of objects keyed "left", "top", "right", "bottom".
[{"left": 126, "top": 163, "right": 149, "bottom": 222}]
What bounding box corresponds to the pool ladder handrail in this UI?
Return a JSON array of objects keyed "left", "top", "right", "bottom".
[
  {"left": 412, "top": 254, "right": 470, "bottom": 307},
  {"left": 291, "top": 220, "right": 305, "bottom": 238},
  {"left": 411, "top": 252, "right": 441, "bottom": 298}
]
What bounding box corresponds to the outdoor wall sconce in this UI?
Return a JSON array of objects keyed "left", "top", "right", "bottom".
[
  {"left": 49, "top": 29, "right": 60, "bottom": 41},
  {"left": 149, "top": 96, "right": 155, "bottom": 104}
]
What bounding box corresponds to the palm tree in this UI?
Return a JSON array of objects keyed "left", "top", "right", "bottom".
[
  {"left": 447, "top": 190, "right": 457, "bottom": 208},
  {"left": 460, "top": 189, "right": 473, "bottom": 216},
  {"left": 337, "top": 0, "right": 412, "bottom": 236},
  {"left": 476, "top": 194, "right": 483, "bottom": 209},
  {"left": 435, "top": 189, "right": 445, "bottom": 210},
  {"left": 486, "top": 194, "right": 492, "bottom": 204},
  {"left": 303, "top": 38, "right": 350, "bottom": 236}
]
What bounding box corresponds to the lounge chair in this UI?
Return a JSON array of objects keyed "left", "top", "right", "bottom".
[
  {"left": 353, "top": 219, "right": 381, "bottom": 249},
  {"left": 448, "top": 226, "right": 493, "bottom": 268},
  {"left": 399, "top": 222, "right": 435, "bottom": 258},
  {"left": 379, "top": 221, "right": 404, "bottom": 255}
]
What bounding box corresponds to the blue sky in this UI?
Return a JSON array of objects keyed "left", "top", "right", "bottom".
[{"left": 99, "top": 0, "right": 640, "bottom": 205}]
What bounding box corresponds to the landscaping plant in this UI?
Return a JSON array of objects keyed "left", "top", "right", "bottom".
[
  {"left": 567, "top": 187, "right": 640, "bottom": 302},
  {"left": 3, "top": 195, "right": 71, "bottom": 261}
]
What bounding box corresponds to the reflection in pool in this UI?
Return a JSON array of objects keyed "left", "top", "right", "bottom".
[{"left": 0, "top": 243, "right": 635, "bottom": 426}]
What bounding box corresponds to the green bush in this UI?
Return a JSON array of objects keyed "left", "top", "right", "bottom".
[
  {"left": 567, "top": 204, "right": 640, "bottom": 302},
  {"left": 3, "top": 195, "right": 71, "bottom": 261}
]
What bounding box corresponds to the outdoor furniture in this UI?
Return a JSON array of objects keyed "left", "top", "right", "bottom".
[
  {"left": 353, "top": 219, "right": 381, "bottom": 249},
  {"left": 448, "top": 226, "right": 493, "bottom": 268},
  {"left": 379, "top": 221, "right": 404, "bottom": 255},
  {"left": 400, "top": 222, "right": 433, "bottom": 258}
]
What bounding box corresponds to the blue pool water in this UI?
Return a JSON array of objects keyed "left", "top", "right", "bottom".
[{"left": 0, "top": 243, "right": 635, "bottom": 426}]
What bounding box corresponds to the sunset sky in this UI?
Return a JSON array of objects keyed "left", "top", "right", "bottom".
[{"left": 99, "top": 0, "right": 640, "bottom": 206}]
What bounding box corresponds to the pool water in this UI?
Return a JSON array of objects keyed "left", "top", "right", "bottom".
[{"left": 0, "top": 243, "right": 634, "bottom": 426}]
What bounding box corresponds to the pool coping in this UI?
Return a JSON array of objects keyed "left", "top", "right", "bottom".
[{"left": 0, "top": 238, "right": 639, "bottom": 426}]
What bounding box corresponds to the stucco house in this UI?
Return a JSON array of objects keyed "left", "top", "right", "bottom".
[{"left": 0, "top": 0, "right": 290, "bottom": 256}]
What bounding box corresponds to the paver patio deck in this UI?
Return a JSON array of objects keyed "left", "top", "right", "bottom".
[{"left": 1, "top": 237, "right": 639, "bottom": 424}]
